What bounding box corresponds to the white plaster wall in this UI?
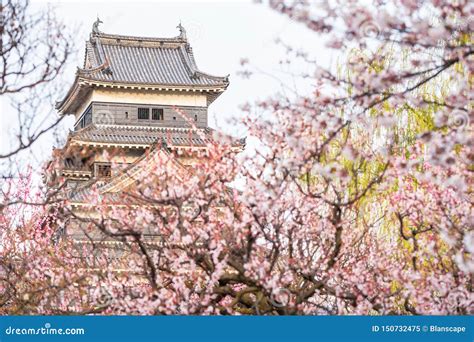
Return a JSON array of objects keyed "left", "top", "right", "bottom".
[{"left": 75, "top": 88, "right": 207, "bottom": 117}]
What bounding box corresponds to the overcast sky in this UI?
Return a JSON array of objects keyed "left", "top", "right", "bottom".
[{"left": 1, "top": 0, "right": 336, "bottom": 169}]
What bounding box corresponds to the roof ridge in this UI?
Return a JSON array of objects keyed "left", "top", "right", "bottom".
[
  {"left": 177, "top": 43, "right": 229, "bottom": 82},
  {"left": 178, "top": 44, "right": 197, "bottom": 79},
  {"left": 94, "top": 124, "right": 207, "bottom": 132},
  {"left": 95, "top": 31, "right": 186, "bottom": 44},
  {"left": 99, "top": 142, "right": 189, "bottom": 194},
  {"left": 79, "top": 37, "right": 111, "bottom": 76}
]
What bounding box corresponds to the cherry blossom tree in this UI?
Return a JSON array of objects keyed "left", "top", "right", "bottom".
[
  {"left": 0, "top": 0, "right": 72, "bottom": 176},
  {"left": 1, "top": 0, "right": 472, "bottom": 315}
]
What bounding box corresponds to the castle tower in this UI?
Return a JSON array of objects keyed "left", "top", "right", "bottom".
[{"left": 46, "top": 20, "right": 244, "bottom": 242}]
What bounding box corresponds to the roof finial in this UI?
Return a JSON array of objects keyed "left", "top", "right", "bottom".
[
  {"left": 177, "top": 21, "right": 187, "bottom": 40},
  {"left": 92, "top": 17, "right": 103, "bottom": 35}
]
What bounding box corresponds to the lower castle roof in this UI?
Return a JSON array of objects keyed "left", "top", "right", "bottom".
[
  {"left": 68, "top": 143, "right": 187, "bottom": 205},
  {"left": 68, "top": 124, "right": 245, "bottom": 149}
]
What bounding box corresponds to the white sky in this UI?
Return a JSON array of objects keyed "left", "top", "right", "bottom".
[{"left": 0, "top": 0, "right": 336, "bottom": 170}]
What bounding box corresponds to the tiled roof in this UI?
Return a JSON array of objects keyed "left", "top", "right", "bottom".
[
  {"left": 69, "top": 182, "right": 122, "bottom": 204},
  {"left": 68, "top": 145, "right": 187, "bottom": 204},
  {"left": 56, "top": 24, "right": 229, "bottom": 114},
  {"left": 69, "top": 124, "right": 244, "bottom": 148},
  {"left": 79, "top": 31, "right": 229, "bottom": 88}
]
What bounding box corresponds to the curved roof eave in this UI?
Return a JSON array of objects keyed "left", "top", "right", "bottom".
[
  {"left": 56, "top": 76, "right": 229, "bottom": 116},
  {"left": 57, "top": 27, "right": 230, "bottom": 115}
]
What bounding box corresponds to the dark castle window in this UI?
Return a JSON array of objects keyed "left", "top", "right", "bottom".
[
  {"left": 84, "top": 109, "right": 92, "bottom": 126},
  {"left": 95, "top": 163, "right": 111, "bottom": 178},
  {"left": 138, "top": 108, "right": 150, "bottom": 120},
  {"left": 152, "top": 108, "right": 164, "bottom": 120},
  {"left": 75, "top": 106, "right": 92, "bottom": 130}
]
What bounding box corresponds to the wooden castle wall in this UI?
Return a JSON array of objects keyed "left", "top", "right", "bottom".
[{"left": 79, "top": 101, "right": 208, "bottom": 129}]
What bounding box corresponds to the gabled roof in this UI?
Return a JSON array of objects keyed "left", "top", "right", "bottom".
[
  {"left": 67, "top": 124, "right": 245, "bottom": 150},
  {"left": 56, "top": 23, "right": 229, "bottom": 114},
  {"left": 68, "top": 143, "right": 189, "bottom": 205},
  {"left": 79, "top": 33, "right": 229, "bottom": 87}
]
